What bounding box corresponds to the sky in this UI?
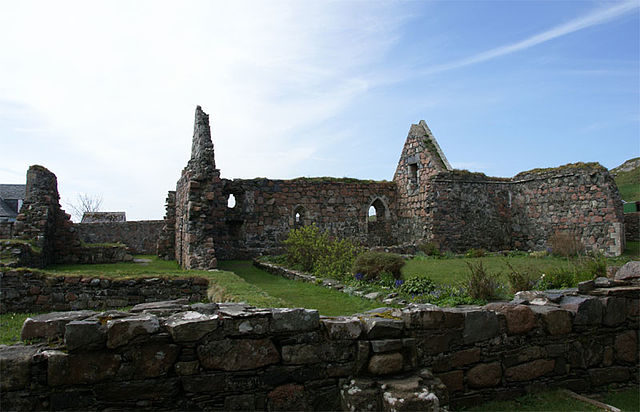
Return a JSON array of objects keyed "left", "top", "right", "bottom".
[{"left": 0, "top": 0, "right": 638, "bottom": 221}]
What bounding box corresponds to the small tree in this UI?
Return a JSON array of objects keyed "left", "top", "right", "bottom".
[{"left": 66, "top": 193, "right": 103, "bottom": 222}]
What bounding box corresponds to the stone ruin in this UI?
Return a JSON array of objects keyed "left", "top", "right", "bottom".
[
  {"left": 1, "top": 268, "right": 638, "bottom": 411},
  {"left": 159, "top": 106, "right": 625, "bottom": 269}
]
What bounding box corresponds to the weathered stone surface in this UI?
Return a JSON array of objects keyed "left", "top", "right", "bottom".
[
  {"left": 267, "top": 383, "right": 307, "bottom": 411},
  {"left": 503, "top": 346, "right": 546, "bottom": 367},
  {"left": 615, "top": 330, "right": 638, "bottom": 363},
  {"left": 106, "top": 314, "right": 159, "bottom": 348},
  {"left": 467, "top": 362, "right": 502, "bottom": 388},
  {"left": 485, "top": 303, "right": 536, "bottom": 335},
  {"left": 130, "top": 298, "right": 189, "bottom": 314},
  {"left": 165, "top": 311, "right": 219, "bottom": 342},
  {"left": 615, "top": 261, "right": 640, "bottom": 280},
  {"left": 321, "top": 317, "right": 362, "bottom": 339},
  {"left": 197, "top": 338, "right": 279, "bottom": 371},
  {"left": 363, "top": 317, "right": 404, "bottom": 339},
  {"left": 132, "top": 343, "right": 179, "bottom": 378},
  {"left": 340, "top": 379, "right": 380, "bottom": 412},
  {"left": 560, "top": 296, "right": 603, "bottom": 325},
  {"left": 368, "top": 353, "right": 403, "bottom": 375},
  {"left": 463, "top": 310, "right": 499, "bottom": 343},
  {"left": 64, "top": 320, "right": 106, "bottom": 351},
  {"left": 175, "top": 360, "right": 199, "bottom": 376},
  {"left": 270, "top": 308, "right": 319, "bottom": 332},
  {"left": 436, "top": 370, "right": 464, "bottom": 393},
  {"left": 588, "top": 367, "right": 631, "bottom": 386},
  {"left": 504, "top": 359, "right": 555, "bottom": 382},
  {"left": 95, "top": 378, "right": 180, "bottom": 401},
  {"left": 530, "top": 306, "right": 573, "bottom": 335},
  {"left": 282, "top": 344, "right": 322, "bottom": 364},
  {"left": 224, "top": 315, "right": 270, "bottom": 336},
  {"left": 0, "top": 345, "right": 38, "bottom": 391},
  {"left": 47, "top": 350, "right": 121, "bottom": 386},
  {"left": 225, "top": 394, "right": 256, "bottom": 411},
  {"left": 371, "top": 339, "right": 403, "bottom": 353},
  {"left": 602, "top": 297, "right": 627, "bottom": 326},
  {"left": 20, "top": 310, "right": 95, "bottom": 341},
  {"left": 401, "top": 305, "right": 445, "bottom": 329},
  {"left": 380, "top": 376, "right": 443, "bottom": 412}
]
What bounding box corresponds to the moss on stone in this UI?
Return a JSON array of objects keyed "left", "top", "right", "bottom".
[{"left": 515, "top": 162, "right": 606, "bottom": 178}]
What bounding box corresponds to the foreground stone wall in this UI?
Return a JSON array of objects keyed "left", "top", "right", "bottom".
[
  {"left": 1, "top": 279, "right": 637, "bottom": 411},
  {"left": 0, "top": 221, "right": 14, "bottom": 238},
  {"left": 625, "top": 212, "right": 639, "bottom": 242},
  {"left": 76, "top": 220, "right": 164, "bottom": 254},
  {"left": 0, "top": 269, "right": 208, "bottom": 313}
]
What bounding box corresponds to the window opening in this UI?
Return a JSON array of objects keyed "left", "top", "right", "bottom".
[
  {"left": 227, "top": 194, "right": 236, "bottom": 209},
  {"left": 368, "top": 205, "right": 377, "bottom": 222},
  {"left": 408, "top": 163, "right": 418, "bottom": 184}
]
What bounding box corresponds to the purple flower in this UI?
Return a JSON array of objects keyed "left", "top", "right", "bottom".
[
  {"left": 394, "top": 279, "right": 404, "bottom": 288},
  {"left": 354, "top": 273, "right": 364, "bottom": 281}
]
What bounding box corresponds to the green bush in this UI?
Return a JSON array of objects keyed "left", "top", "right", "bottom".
[
  {"left": 538, "top": 268, "right": 576, "bottom": 289},
  {"left": 283, "top": 224, "right": 361, "bottom": 280},
  {"left": 466, "top": 261, "right": 500, "bottom": 300},
  {"left": 465, "top": 248, "right": 486, "bottom": 258},
  {"left": 400, "top": 276, "right": 436, "bottom": 295},
  {"left": 418, "top": 242, "right": 441, "bottom": 257},
  {"left": 352, "top": 251, "right": 405, "bottom": 281},
  {"left": 505, "top": 261, "right": 539, "bottom": 293}
]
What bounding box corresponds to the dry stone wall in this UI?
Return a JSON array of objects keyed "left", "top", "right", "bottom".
[
  {"left": 1, "top": 280, "right": 637, "bottom": 411},
  {"left": 76, "top": 220, "right": 164, "bottom": 254},
  {"left": 0, "top": 221, "right": 14, "bottom": 238},
  {"left": 625, "top": 212, "right": 639, "bottom": 242},
  {"left": 0, "top": 269, "right": 208, "bottom": 313}
]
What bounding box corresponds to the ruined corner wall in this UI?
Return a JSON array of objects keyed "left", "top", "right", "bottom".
[
  {"left": 212, "top": 178, "right": 397, "bottom": 260},
  {"left": 157, "top": 191, "right": 176, "bottom": 259},
  {"left": 426, "top": 164, "right": 625, "bottom": 255},
  {"left": 12, "top": 165, "right": 81, "bottom": 266},
  {"left": 1, "top": 285, "right": 637, "bottom": 411},
  {"left": 76, "top": 220, "right": 165, "bottom": 254},
  {"left": 392, "top": 121, "right": 451, "bottom": 244}
]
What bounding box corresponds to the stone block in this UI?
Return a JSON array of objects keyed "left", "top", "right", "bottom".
[
  {"left": 401, "top": 305, "right": 445, "bottom": 329},
  {"left": 197, "top": 338, "right": 279, "bottom": 371},
  {"left": 0, "top": 345, "right": 38, "bottom": 391},
  {"left": 503, "top": 346, "right": 546, "bottom": 367},
  {"left": 530, "top": 306, "right": 573, "bottom": 335},
  {"left": 615, "top": 330, "right": 638, "bottom": 363},
  {"left": 368, "top": 352, "right": 403, "bottom": 375},
  {"left": 418, "top": 330, "right": 462, "bottom": 355},
  {"left": 340, "top": 379, "right": 380, "bottom": 412},
  {"left": 371, "top": 339, "right": 403, "bottom": 353},
  {"left": 64, "top": 320, "right": 106, "bottom": 351},
  {"left": 615, "top": 261, "right": 640, "bottom": 281},
  {"left": 560, "top": 296, "right": 603, "bottom": 325},
  {"left": 181, "top": 373, "right": 226, "bottom": 393},
  {"left": 47, "top": 350, "right": 121, "bottom": 386},
  {"left": 485, "top": 303, "right": 536, "bottom": 335},
  {"left": 321, "top": 317, "right": 362, "bottom": 339},
  {"left": 224, "top": 315, "right": 270, "bottom": 336},
  {"left": 132, "top": 343, "right": 179, "bottom": 378},
  {"left": 267, "top": 384, "right": 307, "bottom": 411},
  {"left": 467, "top": 362, "right": 502, "bottom": 388},
  {"left": 363, "top": 317, "right": 404, "bottom": 339},
  {"left": 282, "top": 344, "right": 322, "bottom": 364},
  {"left": 588, "top": 367, "right": 630, "bottom": 386},
  {"left": 106, "top": 314, "right": 159, "bottom": 348},
  {"left": 463, "top": 310, "right": 499, "bottom": 344},
  {"left": 20, "top": 310, "right": 95, "bottom": 341},
  {"left": 95, "top": 378, "right": 180, "bottom": 401},
  {"left": 436, "top": 370, "right": 464, "bottom": 393},
  {"left": 505, "top": 359, "right": 555, "bottom": 382},
  {"left": 380, "top": 376, "right": 443, "bottom": 411},
  {"left": 225, "top": 394, "right": 256, "bottom": 411},
  {"left": 175, "top": 360, "right": 199, "bottom": 376},
  {"left": 602, "top": 297, "right": 626, "bottom": 326},
  {"left": 270, "top": 308, "right": 319, "bottom": 332},
  {"left": 165, "top": 311, "right": 219, "bottom": 342}
]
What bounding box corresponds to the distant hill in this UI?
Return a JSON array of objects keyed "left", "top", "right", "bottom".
[{"left": 611, "top": 157, "right": 639, "bottom": 202}]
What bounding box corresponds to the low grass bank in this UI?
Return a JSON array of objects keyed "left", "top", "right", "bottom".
[
  {"left": 218, "top": 260, "right": 381, "bottom": 316},
  {"left": 0, "top": 312, "right": 34, "bottom": 345},
  {"left": 466, "top": 387, "right": 639, "bottom": 411}
]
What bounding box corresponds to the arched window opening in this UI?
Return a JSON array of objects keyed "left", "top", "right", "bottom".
[
  {"left": 368, "top": 205, "right": 377, "bottom": 222},
  {"left": 293, "top": 206, "right": 305, "bottom": 228},
  {"left": 227, "top": 194, "right": 236, "bottom": 209}
]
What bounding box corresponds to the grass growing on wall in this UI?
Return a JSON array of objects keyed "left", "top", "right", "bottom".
[{"left": 218, "top": 260, "right": 381, "bottom": 316}]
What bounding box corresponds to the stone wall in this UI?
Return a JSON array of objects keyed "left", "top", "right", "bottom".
[
  {"left": 0, "top": 269, "right": 208, "bottom": 313},
  {"left": 76, "top": 220, "right": 164, "bottom": 254},
  {"left": 1, "top": 280, "right": 637, "bottom": 411},
  {"left": 0, "top": 221, "right": 14, "bottom": 238},
  {"left": 624, "top": 212, "right": 639, "bottom": 242},
  {"left": 157, "top": 191, "right": 176, "bottom": 259},
  {"left": 426, "top": 164, "right": 625, "bottom": 255}
]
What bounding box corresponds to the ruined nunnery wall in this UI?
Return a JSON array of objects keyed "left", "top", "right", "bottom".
[{"left": 159, "top": 106, "right": 626, "bottom": 269}]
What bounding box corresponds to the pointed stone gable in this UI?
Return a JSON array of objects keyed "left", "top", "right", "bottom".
[
  {"left": 393, "top": 121, "right": 450, "bottom": 184},
  {"left": 189, "top": 105, "right": 216, "bottom": 170}
]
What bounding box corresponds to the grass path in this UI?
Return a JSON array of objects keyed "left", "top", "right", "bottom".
[{"left": 218, "top": 260, "right": 381, "bottom": 316}]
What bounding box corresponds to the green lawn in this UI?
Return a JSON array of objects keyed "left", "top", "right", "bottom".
[
  {"left": 466, "top": 387, "right": 639, "bottom": 412},
  {"left": 0, "top": 312, "right": 34, "bottom": 345},
  {"left": 218, "top": 260, "right": 382, "bottom": 316},
  {"left": 614, "top": 165, "right": 639, "bottom": 202}
]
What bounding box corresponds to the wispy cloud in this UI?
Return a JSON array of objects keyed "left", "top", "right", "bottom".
[{"left": 422, "top": 0, "right": 639, "bottom": 75}]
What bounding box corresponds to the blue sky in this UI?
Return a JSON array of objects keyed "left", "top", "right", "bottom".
[{"left": 0, "top": 1, "right": 638, "bottom": 220}]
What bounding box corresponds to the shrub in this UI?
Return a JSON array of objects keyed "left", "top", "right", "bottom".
[
  {"left": 418, "top": 242, "right": 441, "bottom": 257},
  {"left": 313, "top": 237, "right": 362, "bottom": 281},
  {"left": 505, "top": 261, "right": 539, "bottom": 293},
  {"left": 352, "top": 251, "right": 405, "bottom": 281},
  {"left": 466, "top": 261, "right": 500, "bottom": 300},
  {"left": 465, "top": 248, "right": 486, "bottom": 258},
  {"left": 283, "top": 224, "right": 326, "bottom": 272},
  {"left": 549, "top": 231, "right": 584, "bottom": 257},
  {"left": 538, "top": 268, "right": 576, "bottom": 289},
  {"left": 529, "top": 250, "right": 549, "bottom": 258},
  {"left": 582, "top": 253, "right": 607, "bottom": 278},
  {"left": 400, "top": 276, "right": 436, "bottom": 295}
]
